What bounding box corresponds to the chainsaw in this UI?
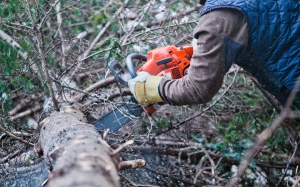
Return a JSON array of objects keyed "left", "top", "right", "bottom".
[{"left": 93, "top": 45, "right": 193, "bottom": 132}]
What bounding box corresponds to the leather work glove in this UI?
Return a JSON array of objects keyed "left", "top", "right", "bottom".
[{"left": 128, "top": 72, "right": 163, "bottom": 107}]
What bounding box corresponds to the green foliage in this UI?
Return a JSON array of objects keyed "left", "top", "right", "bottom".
[
  {"left": 0, "top": 40, "right": 20, "bottom": 74},
  {"left": 0, "top": 0, "right": 22, "bottom": 21},
  {"left": 91, "top": 12, "right": 108, "bottom": 26},
  {"left": 266, "top": 127, "right": 291, "bottom": 154},
  {"left": 191, "top": 133, "right": 205, "bottom": 143},
  {"left": 206, "top": 139, "right": 253, "bottom": 161},
  {"left": 211, "top": 75, "right": 289, "bottom": 162},
  {"left": 14, "top": 76, "right": 34, "bottom": 93},
  {"left": 157, "top": 119, "right": 171, "bottom": 129},
  {"left": 0, "top": 39, "right": 36, "bottom": 94},
  {"left": 73, "top": 8, "right": 82, "bottom": 16},
  {"left": 92, "top": 37, "right": 124, "bottom": 65},
  {"left": 1, "top": 94, "right": 13, "bottom": 117}
]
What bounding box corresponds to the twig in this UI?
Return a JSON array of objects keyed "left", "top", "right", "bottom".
[
  {"left": 155, "top": 139, "right": 204, "bottom": 147},
  {"left": 276, "top": 140, "right": 299, "bottom": 186},
  {"left": 38, "top": 1, "right": 60, "bottom": 29},
  {"left": 111, "top": 139, "right": 134, "bottom": 155},
  {"left": 101, "top": 129, "right": 109, "bottom": 141},
  {"left": 292, "top": 176, "right": 300, "bottom": 187},
  {"left": 288, "top": 111, "right": 300, "bottom": 118},
  {"left": 194, "top": 154, "right": 216, "bottom": 184},
  {"left": 11, "top": 132, "right": 33, "bottom": 137},
  {"left": 77, "top": 68, "right": 105, "bottom": 79},
  {"left": 251, "top": 77, "right": 282, "bottom": 113},
  {"left": 120, "top": 174, "right": 159, "bottom": 187},
  {"left": 9, "top": 98, "right": 31, "bottom": 116},
  {"left": 119, "top": 159, "right": 146, "bottom": 170},
  {"left": 0, "top": 124, "right": 34, "bottom": 146},
  {"left": 74, "top": 76, "right": 116, "bottom": 101},
  {"left": 8, "top": 94, "right": 42, "bottom": 116},
  {"left": 125, "top": 20, "right": 198, "bottom": 45},
  {"left": 54, "top": 0, "right": 67, "bottom": 68},
  {"left": 120, "top": 174, "right": 139, "bottom": 187},
  {"left": 10, "top": 105, "right": 42, "bottom": 121},
  {"left": 52, "top": 76, "right": 139, "bottom": 121},
  {"left": 124, "top": 4, "right": 202, "bottom": 41},
  {"left": 0, "top": 18, "right": 33, "bottom": 31},
  {"left": 0, "top": 150, "right": 21, "bottom": 163},
  {"left": 144, "top": 165, "right": 205, "bottom": 186}
]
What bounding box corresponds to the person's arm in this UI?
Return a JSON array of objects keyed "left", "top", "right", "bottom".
[{"left": 159, "top": 8, "right": 249, "bottom": 105}]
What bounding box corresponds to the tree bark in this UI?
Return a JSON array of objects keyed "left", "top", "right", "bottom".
[{"left": 39, "top": 106, "right": 120, "bottom": 187}]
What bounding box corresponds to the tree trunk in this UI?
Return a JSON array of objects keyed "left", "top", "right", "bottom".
[{"left": 39, "top": 106, "right": 120, "bottom": 187}]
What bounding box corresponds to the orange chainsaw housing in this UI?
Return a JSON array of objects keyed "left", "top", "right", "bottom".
[
  {"left": 136, "top": 45, "right": 193, "bottom": 114},
  {"left": 137, "top": 45, "right": 193, "bottom": 79}
]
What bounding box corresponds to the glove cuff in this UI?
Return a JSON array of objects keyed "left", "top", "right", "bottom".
[
  {"left": 134, "top": 75, "right": 163, "bottom": 106},
  {"left": 135, "top": 82, "right": 149, "bottom": 106}
]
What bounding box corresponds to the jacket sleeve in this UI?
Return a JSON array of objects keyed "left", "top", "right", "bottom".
[{"left": 159, "top": 8, "right": 249, "bottom": 105}]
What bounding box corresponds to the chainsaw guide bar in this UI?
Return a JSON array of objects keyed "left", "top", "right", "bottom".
[{"left": 93, "top": 97, "right": 143, "bottom": 132}]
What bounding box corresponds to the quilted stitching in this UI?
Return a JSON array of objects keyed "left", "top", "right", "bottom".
[{"left": 201, "top": 0, "right": 300, "bottom": 96}]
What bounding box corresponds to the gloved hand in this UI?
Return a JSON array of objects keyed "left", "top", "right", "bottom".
[{"left": 128, "top": 72, "right": 163, "bottom": 107}]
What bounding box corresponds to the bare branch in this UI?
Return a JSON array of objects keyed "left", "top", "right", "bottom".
[
  {"left": 55, "top": 0, "right": 67, "bottom": 68},
  {"left": 0, "top": 123, "right": 34, "bottom": 146},
  {"left": 25, "top": 0, "right": 59, "bottom": 111},
  {"left": 10, "top": 105, "right": 42, "bottom": 121}
]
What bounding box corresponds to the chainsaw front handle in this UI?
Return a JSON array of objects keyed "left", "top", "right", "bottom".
[
  {"left": 108, "top": 53, "right": 147, "bottom": 86},
  {"left": 126, "top": 53, "right": 147, "bottom": 78}
]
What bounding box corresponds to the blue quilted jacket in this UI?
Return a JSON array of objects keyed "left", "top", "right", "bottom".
[{"left": 201, "top": 0, "right": 300, "bottom": 104}]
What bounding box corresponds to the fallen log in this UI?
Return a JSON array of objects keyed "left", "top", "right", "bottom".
[{"left": 39, "top": 106, "right": 120, "bottom": 187}]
